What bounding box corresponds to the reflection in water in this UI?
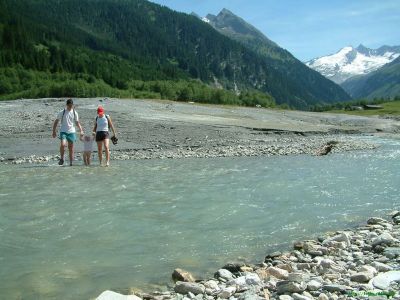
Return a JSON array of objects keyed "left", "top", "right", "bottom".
[{"left": 0, "top": 137, "right": 399, "bottom": 299}]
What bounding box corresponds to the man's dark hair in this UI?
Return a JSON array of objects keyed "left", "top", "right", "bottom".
[{"left": 66, "top": 99, "right": 73, "bottom": 105}]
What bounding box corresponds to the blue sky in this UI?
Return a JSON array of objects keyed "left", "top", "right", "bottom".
[{"left": 149, "top": 0, "right": 400, "bottom": 61}]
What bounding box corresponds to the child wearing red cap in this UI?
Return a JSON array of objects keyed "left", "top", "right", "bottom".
[{"left": 93, "top": 105, "right": 117, "bottom": 166}]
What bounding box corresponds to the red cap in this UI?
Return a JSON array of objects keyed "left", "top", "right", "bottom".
[{"left": 97, "top": 106, "right": 104, "bottom": 115}]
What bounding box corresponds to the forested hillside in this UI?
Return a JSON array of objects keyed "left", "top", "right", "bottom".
[{"left": 0, "top": 0, "right": 350, "bottom": 108}]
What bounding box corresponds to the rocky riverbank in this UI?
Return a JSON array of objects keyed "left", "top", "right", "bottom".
[
  {"left": 0, "top": 135, "right": 378, "bottom": 165},
  {"left": 96, "top": 213, "right": 400, "bottom": 300},
  {"left": 0, "top": 98, "right": 399, "bottom": 165}
]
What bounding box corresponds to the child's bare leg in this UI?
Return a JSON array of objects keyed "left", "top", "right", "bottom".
[
  {"left": 87, "top": 152, "right": 91, "bottom": 165},
  {"left": 85, "top": 152, "right": 90, "bottom": 165}
]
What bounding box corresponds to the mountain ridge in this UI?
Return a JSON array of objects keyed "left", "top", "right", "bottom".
[
  {"left": 198, "top": 8, "right": 351, "bottom": 106},
  {"left": 341, "top": 55, "right": 400, "bottom": 99}
]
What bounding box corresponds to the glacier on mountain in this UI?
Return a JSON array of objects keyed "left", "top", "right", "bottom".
[{"left": 306, "top": 45, "right": 400, "bottom": 84}]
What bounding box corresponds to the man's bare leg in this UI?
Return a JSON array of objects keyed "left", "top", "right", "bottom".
[
  {"left": 68, "top": 141, "right": 74, "bottom": 166},
  {"left": 59, "top": 140, "right": 66, "bottom": 165}
]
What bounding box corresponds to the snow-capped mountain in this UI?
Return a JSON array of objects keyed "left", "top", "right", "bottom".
[{"left": 306, "top": 45, "right": 400, "bottom": 84}]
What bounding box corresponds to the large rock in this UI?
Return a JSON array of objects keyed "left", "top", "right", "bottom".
[
  {"left": 287, "top": 272, "right": 309, "bottom": 283},
  {"left": 265, "top": 251, "right": 282, "bottom": 259},
  {"left": 319, "top": 259, "right": 346, "bottom": 273},
  {"left": 238, "top": 290, "right": 265, "bottom": 300},
  {"left": 306, "top": 280, "right": 322, "bottom": 291},
  {"left": 303, "top": 241, "right": 324, "bottom": 257},
  {"left": 318, "top": 293, "right": 329, "bottom": 300},
  {"left": 267, "top": 266, "right": 289, "bottom": 280},
  {"left": 276, "top": 281, "right": 306, "bottom": 294},
  {"left": 215, "top": 269, "right": 234, "bottom": 281},
  {"left": 322, "top": 232, "right": 351, "bottom": 247},
  {"left": 371, "top": 262, "right": 393, "bottom": 272},
  {"left": 359, "top": 265, "right": 377, "bottom": 276},
  {"left": 203, "top": 280, "right": 220, "bottom": 295},
  {"left": 350, "top": 272, "right": 374, "bottom": 283},
  {"left": 228, "top": 273, "right": 261, "bottom": 287},
  {"left": 218, "top": 286, "right": 236, "bottom": 299},
  {"left": 371, "top": 271, "right": 400, "bottom": 290},
  {"left": 292, "top": 293, "right": 312, "bottom": 300},
  {"left": 172, "top": 268, "right": 196, "bottom": 283},
  {"left": 96, "top": 291, "right": 142, "bottom": 300},
  {"left": 383, "top": 247, "right": 400, "bottom": 258},
  {"left": 367, "top": 217, "right": 387, "bottom": 225},
  {"left": 321, "top": 284, "right": 349, "bottom": 292},
  {"left": 279, "top": 295, "right": 294, "bottom": 300},
  {"left": 371, "top": 232, "right": 397, "bottom": 247},
  {"left": 222, "top": 262, "right": 246, "bottom": 273},
  {"left": 174, "top": 281, "right": 205, "bottom": 295}
]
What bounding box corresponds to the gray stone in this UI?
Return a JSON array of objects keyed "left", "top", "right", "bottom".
[
  {"left": 296, "top": 263, "right": 311, "bottom": 270},
  {"left": 322, "top": 233, "right": 351, "bottom": 247},
  {"left": 215, "top": 269, "right": 234, "bottom": 281},
  {"left": 237, "top": 290, "right": 264, "bottom": 300},
  {"left": 276, "top": 263, "right": 294, "bottom": 273},
  {"left": 174, "top": 282, "right": 205, "bottom": 295},
  {"left": 321, "top": 284, "right": 349, "bottom": 292},
  {"left": 306, "top": 280, "right": 322, "bottom": 291},
  {"left": 222, "top": 262, "right": 245, "bottom": 273},
  {"left": 266, "top": 251, "right": 282, "bottom": 259},
  {"left": 383, "top": 247, "right": 400, "bottom": 258},
  {"left": 371, "top": 233, "right": 397, "bottom": 246},
  {"left": 217, "top": 286, "right": 236, "bottom": 299},
  {"left": 279, "top": 296, "right": 294, "bottom": 300},
  {"left": 96, "top": 291, "right": 142, "bottom": 300},
  {"left": 292, "top": 293, "right": 312, "bottom": 300},
  {"left": 288, "top": 272, "right": 309, "bottom": 283},
  {"left": 371, "top": 261, "right": 393, "bottom": 272},
  {"left": 276, "top": 281, "right": 307, "bottom": 294},
  {"left": 229, "top": 273, "right": 261, "bottom": 287},
  {"left": 371, "top": 271, "right": 400, "bottom": 290},
  {"left": 350, "top": 272, "right": 374, "bottom": 283},
  {"left": 203, "top": 280, "right": 220, "bottom": 295},
  {"left": 172, "top": 268, "right": 196, "bottom": 283},
  {"left": 303, "top": 241, "right": 322, "bottom": 256},
  {"left": 359, "top": 265, "right": 377, "bottom": 276},
  {"left": 367, "top": 217, "right": 387, "bottom": 225},
  {"left": 319, "top": 259, "right": 346, "bottom": 273},
  {"left": 267, "top": 266, "right": 289, "bottom": 280},
  {"left": 318, "top": 293, "right": 329, "bottom": 300}
]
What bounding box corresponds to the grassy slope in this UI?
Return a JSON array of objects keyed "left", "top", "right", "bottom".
[{"left": 329, "top": 100, "right": 400, "bottom": 116}]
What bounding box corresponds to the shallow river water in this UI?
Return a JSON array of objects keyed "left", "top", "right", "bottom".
[{"left": 0, "top": 136, "right": 399, "bottom": 299}]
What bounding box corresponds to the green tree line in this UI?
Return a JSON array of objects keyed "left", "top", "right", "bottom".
[{"left": 0, "top": 66, "right": 276, "bottom": 107}]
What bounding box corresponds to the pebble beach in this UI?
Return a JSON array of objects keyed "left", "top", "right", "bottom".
[{"left": 1, "top": 98, "right": 399, "bottom": 165}]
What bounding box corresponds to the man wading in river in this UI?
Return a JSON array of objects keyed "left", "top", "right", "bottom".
[{"left": 52, "top": 99, "right": 83, "bottom": 166}]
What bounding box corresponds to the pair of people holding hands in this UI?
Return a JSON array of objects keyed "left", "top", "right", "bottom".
[{"left": 52, "top": 99, "right": 117, "bottom": 166}]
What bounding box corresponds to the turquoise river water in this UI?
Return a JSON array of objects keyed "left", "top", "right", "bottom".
[{"left": 0, "top": 136, "right": 399, "bottom": 299}]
